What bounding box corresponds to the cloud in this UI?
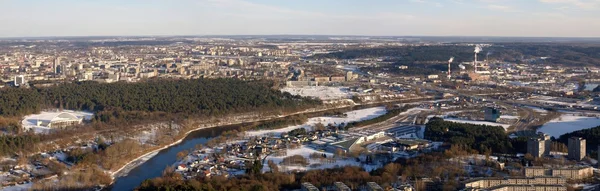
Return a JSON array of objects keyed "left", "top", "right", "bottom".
[
  {"left": 487, "top": 4, "right": 520, "bottom": 12},
  {"left": 538, "top": 0, "right": 600, "bottom": 10},
  {"left": 410, "top": 0, "right": 444, "bottom": 7},
  {"left": 198, "top": 0, "right": 415, "bottom": 21}
]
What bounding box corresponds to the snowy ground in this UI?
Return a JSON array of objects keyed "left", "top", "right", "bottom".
[
  {"left": 499, "top": 115, "right": 519, "bottom": 119},
  {"left": 282, "top": 86, "right": 353, "bottom": 101},
  {"left": 537, "top": 114, "right": 600, "bottom": 138},
  {"left": 443, "top": 118, "right": 511, "bottom": 130},
  {"left": 246, "top": 107, "right": 387, "bottom": 137},
  {"left": 135, "top": 129, "right": 157, "bottom": 145},
  {"left": 524, "top": 106, "right": 548, "bottom": 113},
  {"left": 262, "top": 145, "right": 380, "bottom": 173},
  {"left": 21, "top": 110, "right": 94, "bottom": 134},
  {"left": 531, "top": 96, "right": 600, "bottom": 109},
  {"left": 1, "top": 182, "right": 32, "bottom": 191}
]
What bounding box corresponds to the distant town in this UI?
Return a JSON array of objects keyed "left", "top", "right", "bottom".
[{"left": 1, "top": 36, "right": 600, "bottom": 191}]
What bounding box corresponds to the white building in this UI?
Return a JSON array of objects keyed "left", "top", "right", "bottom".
[
  {"left": 14, "top": 75, "right": 26, "bottom": 86},
  {"left": 33, "top": 112, "right": 83, "bottom": 128},
  {"left": 427, "top": 75, "right": 439, "bottom": 79}
]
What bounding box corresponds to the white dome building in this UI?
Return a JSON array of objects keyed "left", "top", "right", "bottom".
[{"left": 34, "top": 112, "right": 83, "bottom": 128}]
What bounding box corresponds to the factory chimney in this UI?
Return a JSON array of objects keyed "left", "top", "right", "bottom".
[
  {"left": 448, "top": 57, "right": 454, "bottom": 79},
  {"left": 474, "top": 46, "right": 482, "bottom": 72}
]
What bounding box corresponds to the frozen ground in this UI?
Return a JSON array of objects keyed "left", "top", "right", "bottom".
[
  {"left": 443, "top": 118, "right": 510, "bottom": 130},
  {"left": 282, "top": 86, "right": 353, "bottom": 100},
  {"left": 246, "top": 107, "right": 387, "bottom": 136},
  {"left": 1, "top": 182, "right": 32, "bottom": 191},
  {"left": 524, "top": 106, "right": 548, "bottom": 113},
  {"left": 262, "top": 145, "right": 380, "bottom": 173},
  {"left": 21, "top": 110, "right": 94, "bottom": 134},
  {"left": 537, "top": 114, "right": 600, "bottom": 138}
]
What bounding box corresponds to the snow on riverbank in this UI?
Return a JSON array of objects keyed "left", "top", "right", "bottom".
[
  {"left": 246, "top": 107, "right": 387, "bottom": 137},
  {"left": 282, "top": 86, "right": 353, "bottom": 100},
  {"left": 443, "top": 118, "right": 511, "bottom": 130},
  {"left": 537, "top": 114, "right": 600, "bottom": 138}
]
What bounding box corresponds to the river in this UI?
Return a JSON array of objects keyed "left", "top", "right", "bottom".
[
  {"left": 110, "top": 124, "right": 242, "bottom": 191},
  {"left": 110, "top": 100, "right": 425, "bottom": 190}
]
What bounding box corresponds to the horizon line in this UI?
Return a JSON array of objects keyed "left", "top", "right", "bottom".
[{"left": 1, "top": 34, "right": 600, "bottom": 40}]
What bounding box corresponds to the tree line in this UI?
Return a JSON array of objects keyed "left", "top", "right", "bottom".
[
  {"left": 0, "top": 135, "right": 40, "bottom": 156},
  {"left": 312, "top": 43, "right": 600, "bottom": 67},
  {"left": 0, "top": 78, "right": 321, "bottom": 117},
  {"left": 558, "top": 125, "right": 600, "bottom": 153}
]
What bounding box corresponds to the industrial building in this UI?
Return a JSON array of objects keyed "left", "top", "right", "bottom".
[
  {"left": 385, "top": 125, "right": 419, "bottom": 138},
  {"left": 310, "top": 131, "right": 388, "bottom": 153}
]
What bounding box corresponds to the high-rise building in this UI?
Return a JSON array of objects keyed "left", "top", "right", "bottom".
[
  {"left": 54, "top": 57, "right": 61, "bottom": 74},
  {"left": 346, "top": 71, "right": 354, "bottom": 81},
  {"left": 568, "top": 137, "right": 586, "bottom": 161},
  {"left": 527, "top": 133, "right": 551, "bottom": 157}
]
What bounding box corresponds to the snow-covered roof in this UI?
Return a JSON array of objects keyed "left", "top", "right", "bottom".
[{"left": 33, "top": 112, "right": 81, "bottom": 123}]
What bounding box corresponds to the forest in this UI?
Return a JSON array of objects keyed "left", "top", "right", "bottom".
[
  {"left": 311, "top": 45, "right": 475, "bottom": 62},
  {"left": 558, "top": 125, "right": 600, "bottom": 153},
  {"left": 311, "top": 43, "right": 600, "bottom": 76},
  {"left": 0, "top": 78, "right": 321, "bottom": 117},
  {"left": 424, "top": 118, "right": 514, "bottom": 154},
  {"left": 0, "top": 78, "right": 322, "bottom": 156},
  {"left": 0, "top": 135, "right": 41, "bottom": 156},
  {"left": 312, "top": 43, "right": 600, "bottom": 67}
]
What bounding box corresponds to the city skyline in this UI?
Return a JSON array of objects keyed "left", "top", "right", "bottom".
[{"left": 0, "top": 0, "right": 599, "bottom": 37}]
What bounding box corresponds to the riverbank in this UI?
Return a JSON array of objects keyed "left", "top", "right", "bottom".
[
  {"left": 108, "top": 96, "right": 432, "bottom": 187},
  {"left": 109, "top": 103, "right": 355, "bottom": 178}
]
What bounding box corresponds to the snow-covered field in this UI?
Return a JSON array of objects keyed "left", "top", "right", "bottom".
[
  {"left": 21, "top": 110, "right": 93, "bottom": 134},
  {"left": 443, "top": 118, "right": 511, "bottom": 130},
  {"left": 246, "top": 107, "right": 387, "bottom": 137},
  {"left": 282, "top": 86, "right": 353, "bottom": 100},
  {"left": 262, "top": 145, "right": 380, "bottom": 173},
  {"left": 537, "top": 114, "right": 600, "bottom": 138}
]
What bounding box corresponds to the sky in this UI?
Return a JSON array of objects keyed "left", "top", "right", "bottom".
[{"left": 0, "top": 0, "right": 599, "bottom": 37}]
